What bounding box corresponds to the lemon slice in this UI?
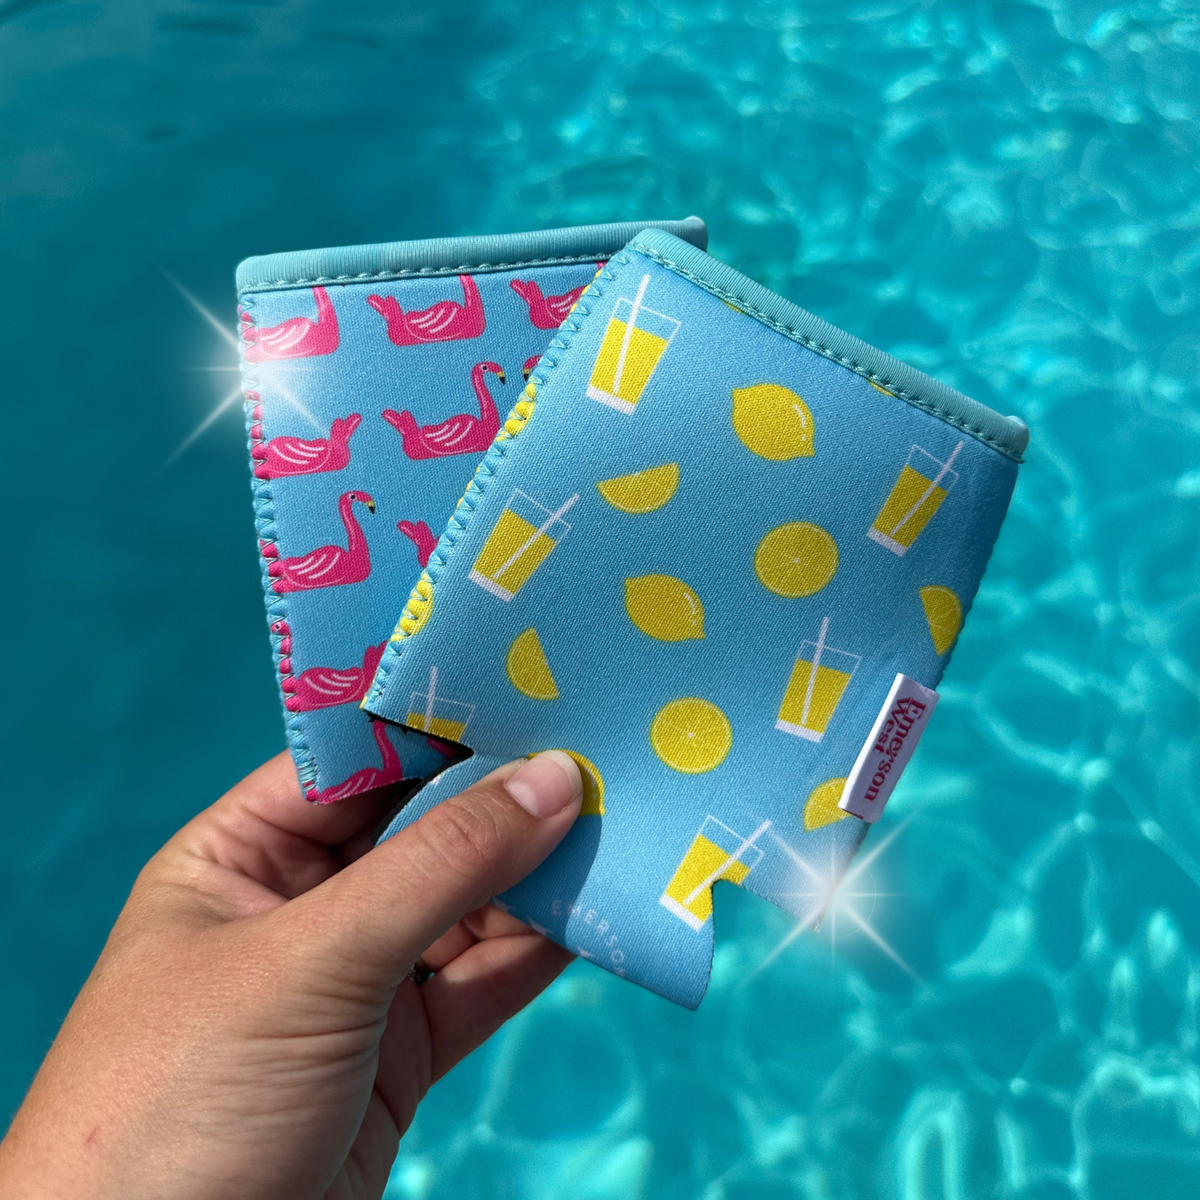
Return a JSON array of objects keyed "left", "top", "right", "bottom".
[
  {"left": 732, "top": 384, "right": 814, "bottom": 461},
  {"left": 393, "top": 572, "right": 434, "bottom": 640},
  {"left": 650, "top": 698, "right": 732, "bottom": 774},
  {"left": 624, "top": 574, "right": 704, "bottom": 641},
  {"left": 506, "top": 628, "right": 559, "bottom": 700},
  {"left": 532, "top": 749, "right": 604, "bottom": 815},
  {"left": 596, "top": 463, "right": 680, "bottom": 513},
  {"left": 754, "top": 522, "right": 838, "bottom": 598},
  {"left": 920, "top": 585, "right": 962, "bottom": 655},
  {"left": 803, "top": 778, "right": 850, "bottom": 831}
]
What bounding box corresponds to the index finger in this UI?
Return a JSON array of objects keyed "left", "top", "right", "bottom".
[{"left": 216, "top": 751, "right": 412, "bottom": 847}]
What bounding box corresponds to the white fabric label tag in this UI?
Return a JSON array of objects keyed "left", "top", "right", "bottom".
[{"left": 839, "top": 673, "right": 940, "bottom": 824}]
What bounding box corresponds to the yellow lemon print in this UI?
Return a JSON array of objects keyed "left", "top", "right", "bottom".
[
  {"left": 732, "top": 383, "right": 815, "bottom": 461},
  {"left": 625, "top": 574, "right": 705, "bottom": 641},
  {"left": 506, "top": 628, "right": 559, "bottom": 700},
  {"left": 532, "top": 749, "right": 604, "bottom": 815},
  {"left": 393, "top": 572, "right": 434, "bottom": 640},
  {"left": 596, "top": 463, "right": 680, "bottom": 514},
  {"left": 920, "top": 585, "right": 963, "bottom": 655},
  {"left": 803, "top": 778, "right": 850, "bottom": 831},
  {"left": 651, "top": 698, "right": 732, "bottom": 774},
  {"left": 755, "top": 523, "right": 838, "bottom": 598}
]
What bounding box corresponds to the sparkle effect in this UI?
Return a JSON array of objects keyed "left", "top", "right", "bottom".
[
  {"left": 757, "top": 819, "right": 919, "bottom": 981},
  {"left": 159, "top": 270, "right": 320, "bottom": 471}
]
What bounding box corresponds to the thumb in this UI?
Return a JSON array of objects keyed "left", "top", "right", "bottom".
[{"left": 276, "top": 751, "right": 583, "bottom": 995}]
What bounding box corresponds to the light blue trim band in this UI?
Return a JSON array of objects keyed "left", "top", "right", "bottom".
[
  {"left": 631, "top": 230, "right": 1029, "bottom": 462},
  {"left": 237, "top": 217, "right": 708, "bottom": 295}
]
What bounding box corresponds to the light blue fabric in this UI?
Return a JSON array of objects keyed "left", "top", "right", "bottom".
[
  {"left": 237, "top": 217, "right": 709, "bottom": 294},
  {"left": 238, "top": 219, "right": 708, "bottom": 801},
  {"left": 365, "top": 233, "right": 1025, "bottom": 1007}
]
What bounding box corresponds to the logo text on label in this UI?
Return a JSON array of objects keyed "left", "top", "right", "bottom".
[{"left": 839, "top": 673, "right": 939, "bottom": 823}]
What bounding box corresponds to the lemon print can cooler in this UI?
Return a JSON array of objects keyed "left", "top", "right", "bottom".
[{"left": 364, "top": 230, "right": 1028, "bottom": 1009}]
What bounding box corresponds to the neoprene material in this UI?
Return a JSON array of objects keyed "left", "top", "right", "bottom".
[
  {"left": 238, "top": 218, "right": 708, "bottom": 802},
  {"left": 364, "top": 232, "right": 1025, "bottom": 1007}
]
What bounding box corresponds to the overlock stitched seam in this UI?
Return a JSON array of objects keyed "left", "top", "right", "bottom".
[
  {"left": 635, "top": 244, "right": 1022, "bottom": 463},
  {"left": 238, "top": 252, "right": 621, "bottom": 297},
  {"left": 364, "top": 252, "right": 632, "bottom": 710},
  {"left": 239, "top": 294, "right": 319, "bottom": 792}
]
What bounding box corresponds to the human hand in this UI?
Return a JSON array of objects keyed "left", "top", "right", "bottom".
[{"left": 0, "top": 748, "right": 583, "bottom": 1200}]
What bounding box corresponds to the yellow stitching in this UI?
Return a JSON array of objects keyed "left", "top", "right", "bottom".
[
  {"left": 498, "top": 381, "right": 538, "bottom": 439},
  {"left": 391, "top": 572, "right": 434, "bottom": 642}
]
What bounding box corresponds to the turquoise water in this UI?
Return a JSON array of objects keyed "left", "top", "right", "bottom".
[{"left": 2, "top": 1, "right": 1198, "bottom": 1196}]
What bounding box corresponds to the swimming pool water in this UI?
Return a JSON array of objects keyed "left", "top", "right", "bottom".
[{"left": 2, "top": 1, "right": 1199, "bottom": 1196}]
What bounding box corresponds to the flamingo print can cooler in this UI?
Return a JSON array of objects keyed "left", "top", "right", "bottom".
[
  {"left": 237, "top": 217, "right": 709, "bottom": 802},
  {"left": 363, "top": 229, "right": 1029, "bottom": 1007}
]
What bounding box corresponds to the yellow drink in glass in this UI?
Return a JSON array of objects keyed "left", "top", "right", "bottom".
[
  {"left": 586, "top": 275, "right": 679, "bottom": 414},
  {"left": 775, "top": 618, "right": 860, "bottom": 743},
  {"left": 660, "top": 816, "right": 769, "bottom": 931},
  {"left": 867, "top": 441, "right": 963, "bottom": 557},
  {"left": 405, "top": 710, "right": 469, "bottom": 742},
  {"left": 469, "top": 490, "right": 577, "bottom": 602},
  {"left": 406, "top": 667, "right": 473, "bottom": 743}
]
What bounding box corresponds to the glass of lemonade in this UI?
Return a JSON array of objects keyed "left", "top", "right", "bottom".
[
  {"left": 406, "top": 696, "right": 473, "bottom": 742},
  {"left": 775, "top": 618, "right": 861, "bottom": 743},
  {"left": 586, "top": 274, "right": 680, "bottom": 414},
  {"left": 867, "top": 441, "right": 963, "bottom": 557},
  {"left": 660, "top": 816, "right": 769, "bottom": 931},
  {"left": 469, "top": 489, "right": 577, "bottom": 602}
]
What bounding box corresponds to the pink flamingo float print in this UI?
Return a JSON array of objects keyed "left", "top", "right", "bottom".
[
  {"left": 510, "top": 277, "right": 591, "bottom": 329},
  {"left": 305, "top": 719, "right": 403, "bottom": 804},
  {"left": 382, "top": 361, "right": 505, "bottom": 459},
  {"left": 252, "top": 413, "right": 361, "bottom": 479},
  {"left": 278, "top": 639, "right": 387, "bottom": 712},
  {"left": 269, "top": 490, "right": 376, "bottom": 593},
  {"left": 522, "top": 355, "right": 540, "bottom": 381},
  {"left": 241, "top": 287, "right": 340, "bottom": 361},
  {"left": 366, "top": 275, "right": 485, "bottom": 345},
  {"left": 397, "top": 520, "right": 438, "bottom": 567}
]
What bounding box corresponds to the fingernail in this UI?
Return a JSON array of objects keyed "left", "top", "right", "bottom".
[{"left": 504, "top": 751, "right": 583, "bottom": 818}]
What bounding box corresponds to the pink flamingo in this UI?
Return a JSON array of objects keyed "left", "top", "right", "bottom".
[
  {"left": 280, "top": 640, "right": 387, "bottom": 712},
  {"left": 269, "top": 490, "right": 376, "bottom": 593},
  {"left": 397, "top": 520, "right": 438, "bottom": 567},
  {"left": 510, "top": 277, "right": 589, "bottom": 329},
  {"left": 253, "top": 413, "right": 362, "bottom": 479},
  {"left": 366, "top": 275, "right": 485, "bottom": 345},
  {"left": 381, "top": 362, "right": 505, "bottom": 459},
  {"left": 242, "top": 287, "right": 340, "bottom": 360},
  {"left": 522, "top": 355, "right": 540, "bottom": 381},
  {"left": 305, "top": 719, "right": 403, "bottom": 804}
]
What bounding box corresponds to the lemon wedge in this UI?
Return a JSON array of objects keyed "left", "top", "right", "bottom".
[
  {"left": 732, "top": 383, "right": 814, "bottom": 461},
  {"left": 650, "top": 698, "right": 732, "bottom": 774},
  {"left": 563, "top": 750, "right": 604, "bottom": 815},
  {"left": 754, "top": 522, "right": 838, "bottom": 598},
  {"left": 803, "top": 778, "right": 850, "bottom": 831},
  {"left": 596, "top": 463, "right": 680, "bottom": 514},
  {"left": 505, "top": 628, "right": 559, "bottom": 700},
  {"left": 625, "top": 575, "right": 705, "bottom": 641},
  {"left": 527, "top": 749, "right": 603, "bottom": 813},
  {"left": 920, "top": 585, "right": 963, "bottom": 655}
]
